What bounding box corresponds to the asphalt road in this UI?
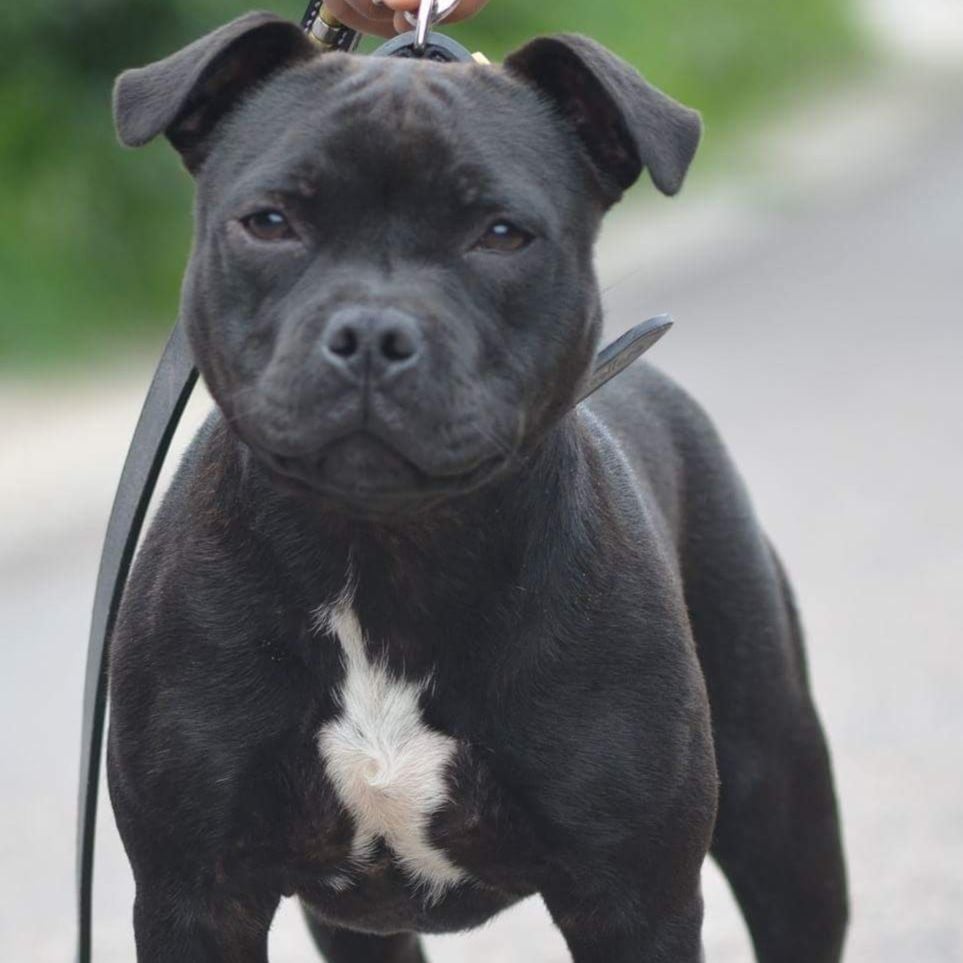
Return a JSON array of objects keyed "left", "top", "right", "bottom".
[{"left": 2, "top": 74, "right": 962, "bottom": 963}]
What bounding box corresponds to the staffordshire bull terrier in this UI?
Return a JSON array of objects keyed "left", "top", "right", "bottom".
[{"left": 107, "top": 13, "right": 848, "bottom": 962}]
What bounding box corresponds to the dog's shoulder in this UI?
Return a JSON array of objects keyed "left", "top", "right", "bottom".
[
  {"left": 110, "top": 411, "right": 262, "bottom": 664},
  {"left": 587, "top": 359, "right": 748, "bottom": 497},
  {"left": 109, "top": 409, "right": 319, "bottom": 777},
  {"left": 586, "top": 361, "right": 724, "bottom": 456},
  {"left": 117, "top": 410, "right": 233, "bottom": 585}
]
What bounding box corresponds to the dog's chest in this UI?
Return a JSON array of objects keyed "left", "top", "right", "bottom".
[{"left": 315, "top": 600, "right": 467, "bottom": 900}]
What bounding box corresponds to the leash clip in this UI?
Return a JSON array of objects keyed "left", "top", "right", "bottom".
[{"left": 407, "top": 0, "right": 461, "bottom": 53}]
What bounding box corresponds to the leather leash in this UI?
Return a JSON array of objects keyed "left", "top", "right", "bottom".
[{"left": 74, "top": 8, "right": 671, "bottom": 960}]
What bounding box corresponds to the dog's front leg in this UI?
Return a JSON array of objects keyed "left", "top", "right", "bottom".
[
  {"left": 131, "top": 874, "right": 279, "bottom": 963},
  {"left": 515, "top": 630, "right": 717, "bottom": 963},
  {"left": 544, "top": 886, "right": 706, "bottom": 963},
  {"left": 535, "top": 764, "right": 714, "bottom": 963}
]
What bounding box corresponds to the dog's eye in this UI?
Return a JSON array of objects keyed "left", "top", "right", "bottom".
[
  {"left": 241, "top": 210, "right": 295, "bottom": 242},
  {"left": 474, "top": 221, "right": 533, "bottom": 254}
]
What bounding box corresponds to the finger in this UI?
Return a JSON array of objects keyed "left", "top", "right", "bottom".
[
  {"left": 383, "top": 0, "right": 489, "bottom": 22},
  {"left": 322, "top": 0, "right": 399, "bottom": 37},
  {"left": 387, "top": 0, "right": 491, "bottom": 21},
  {"left": 390, "top": 9, "right": 484, "bottom": 37},
  {"left": 344, "top": 0, "right": 395, "bottom": 20}
]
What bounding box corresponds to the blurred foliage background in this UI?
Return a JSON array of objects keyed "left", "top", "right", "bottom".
[{"left": 0, "top": 0, "right": 862, "bottom": 367}]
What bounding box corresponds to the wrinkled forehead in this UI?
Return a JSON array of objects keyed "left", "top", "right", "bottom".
[{"left": 202, "top": 55, "right": 581, "bottom": 217}]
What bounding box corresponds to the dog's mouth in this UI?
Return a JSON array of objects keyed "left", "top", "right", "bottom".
[{"left": 254, "top": 432, "right": 506, "bottom": 510}]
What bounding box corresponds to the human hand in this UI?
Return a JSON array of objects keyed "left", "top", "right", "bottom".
[{"left": 321, "top": 0, "right": 491, "bottom": 39}]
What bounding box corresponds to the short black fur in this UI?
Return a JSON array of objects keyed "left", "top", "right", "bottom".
[{"left": 108, "top": 15, "right": 847, "bottom": 963}]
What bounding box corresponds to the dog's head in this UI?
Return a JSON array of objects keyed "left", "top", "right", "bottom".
[{"left": 114, "top": 13, "right": 700, "bottom": 513}]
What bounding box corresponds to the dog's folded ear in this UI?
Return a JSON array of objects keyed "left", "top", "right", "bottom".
[
  {"left": 113, "top": 12, "right": 315, "bottom": 173},
  {"left": 505, "top": 35, "right": 701, "bottom": 202}
]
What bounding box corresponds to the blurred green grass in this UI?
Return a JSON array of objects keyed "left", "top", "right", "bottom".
[{"left": 0, "top": 0, "right": 863, "bottom": 367}]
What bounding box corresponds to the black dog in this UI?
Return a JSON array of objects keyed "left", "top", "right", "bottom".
[{"left": 108, "top": 13, "right": 848, "bottom": 962}]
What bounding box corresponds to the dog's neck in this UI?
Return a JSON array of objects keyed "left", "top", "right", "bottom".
[{"left": 222, "top": 412, "right": 600, "bottom": 633}]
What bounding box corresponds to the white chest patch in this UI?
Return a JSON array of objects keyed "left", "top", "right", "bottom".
[{"left": 314, "top": 594, "right": 466, "bottom": 901}]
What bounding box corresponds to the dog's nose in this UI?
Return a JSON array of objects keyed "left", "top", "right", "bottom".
[{"left": 322, "top": 308, "right": 422, "bottom": 377}]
